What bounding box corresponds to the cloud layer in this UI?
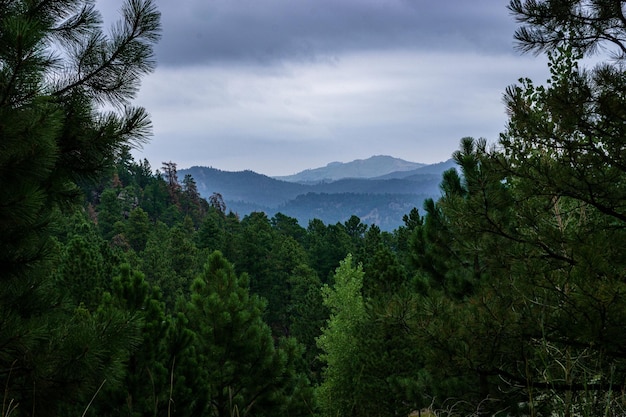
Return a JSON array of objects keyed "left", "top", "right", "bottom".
[
  {"left": 157, "top": 0, "right": 514, "bottom": 64},
  {"left": 97, "top": 0, "right": 551, "bottom": 175}
]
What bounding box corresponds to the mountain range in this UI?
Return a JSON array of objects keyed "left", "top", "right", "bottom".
[
  {"left": 179, "top": 155, "right": 456, "bottom": 231},
  {"left": 273, "top": 155, "right": 426, "bottom": 183}
]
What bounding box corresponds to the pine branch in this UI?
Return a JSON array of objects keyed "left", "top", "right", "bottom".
[{"left": 52, "top": 0, "right": 160, "bottom": 105}]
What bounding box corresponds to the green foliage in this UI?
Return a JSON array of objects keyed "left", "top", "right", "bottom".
[
  {"left": 351, "top": 292, "right": 425, "bottom": 417},
  {"left": 141, "top": 173, "right": 170, "bottom": 220},
  {"left": 169, "top": 222, "right": 200, "bottom": 282},
  {"left": 97, "top": 188, "right": 125, "bottom": 240},
  {"left": 235, "top": 212, "right": 274, "bottom": 295},
  {"left": 139, "top": 221, "right": 174, "bottom": 287},
  {"left": 0, "top": 0, "right": 160, "bottom": 413},
  {"left": 316, "top": 255, "right": 366, "bottom": 417},
  {"left": 96, "top": 264, "right": 173, "bottom": 417},
  {"left": 509, "top": 0, "right": 626, "bottom": 59},
  {"left": 305, "top": 219, "right": 352, "bottom": 282},
  {"left": 196, "top": 207, "right": 227, "bottom": 252},
  {"left": 362, "top": 244, "right": 407, "bottom": 299},
  {"left": 181, "top": 173, "right": 207, "bottom": 226},
  {"left": 288, "top": 264, "right": 327, "bottom": 381},
  {"left": 125, "top": 207, "right": 151, "bottom": 252},
  {"left": 272, "top": 212, "right": 307, "bottom": 244},
  {"left": 60, "top": 233, "right": 107, "bottom": 307},
  {"left": 11, "top": 3, "right": 626, "bottom": 415},
  {"left": 317, "top": 253, "right": 425, "bottom": 417},
  {"left": 410, "top": 43, "right": 626, "bottom": 413},
  {"left": 176, "top": 251, "right": 313, "bottom": 417}
]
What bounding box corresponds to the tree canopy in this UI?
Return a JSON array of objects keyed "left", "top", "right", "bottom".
[
  {"left": 4, "top": 0, "right": 626, "bottom": 416},
  {"left": 0, "top": 0, "right": 160, "bottom": 413}
]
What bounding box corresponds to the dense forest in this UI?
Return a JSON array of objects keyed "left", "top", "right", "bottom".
[
  {"left": 177, "top": 163, "right": 447, "bottom": 232},
  {"left": 3, "top": 0, "right": 626, "bottom": 416}
]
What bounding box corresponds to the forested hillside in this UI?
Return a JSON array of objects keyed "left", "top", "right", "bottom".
[
  {"left": 273, "top": 155, "right": 426, "bottom": 183},
  {"left": 3, "top": 1, "right": 626, "bottom": 417},
  {"left": 178, "top": 165, "right": 444, "bottom": 230}
]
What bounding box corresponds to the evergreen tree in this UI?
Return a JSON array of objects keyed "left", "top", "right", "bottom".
[
  {"left": 509, "top": 0, "right": 626, "bottom": 59},
  {"left": 169, "top": 220, "right": 200, "bottom": 284},
  {"left": 352, "top": 290, "right": 424, "bottom": 417},
  {"left": 140, "top": 221, "right": 175, "bottom": 294},
  {"left": 413, "top": 44, "right": 626, "bottom": 413},
  {"left": 176, "top": 251, "right": 312, "bottom": 417},
  {"left": 0, "top": 0, "right": 160, "bottom": 412},
  {"left": 288, "top": 264, "right": 327, "bottom": 382},
  {"left": 131, "top": 157, "right": 155, "bottom": 189},
  {"left": 494, "top": 3, "right": 626, "bottom": 412},
  {"left": 97, "top": 188, "right": 125, "bottom": 240},
  {"left": 60, "top": 232, "right": 107, "bottom": 307},
  {"left": 271, "top": 212, "right": 307, "bottom": 244},
  {"left": 97, "top": 265, "right": 173, "bottom": 417},
  {"left": 317, "top": 251, "right": 424, "bottom": 417},
  {"left": 305, "top": 219, "right": 352, "bottom": 282},
  {"left": 266, "top": 234, "right": 316, "bottom": 337},
  {"left": 196, "top": 207, "right": 227, "bottom": 253},
  {"left": 181, "top": 173, "right": 207, "bottom": 226},
  {"left": 344, "top": 214, "right": 368, "bottom": 252},
  {"left": 125, "top": 206, "right": 151, "bottom": 252},
  {"left": 141, "top": 172, "right": 170, "bottom": 221},
  {"left": 221, "top": 211, "right": 243, "bottom": 263},
  {"left": 395, "top": 207, "right": 423, "bottom": 273}
]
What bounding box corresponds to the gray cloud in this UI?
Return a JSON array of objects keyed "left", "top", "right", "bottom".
[
  {"left": 95, "top": 0, "right": 555, "bottom": 176},
  {"left": 118, "top": 0, "right": 518, "bottom": 66},
  {"left": 130, "top": 49, "right": 550, "bottom": 175}
]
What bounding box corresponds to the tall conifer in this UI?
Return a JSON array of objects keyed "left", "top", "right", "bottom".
[{"left": 0, "top": 0, "right": 160, "bottom": 413}]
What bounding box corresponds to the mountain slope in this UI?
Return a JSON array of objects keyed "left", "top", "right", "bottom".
[
  {"left": 179, "top": 157, "right": 456, "bottom": 230},
  {"left": 372, "top": 158, "right": 457, "bottom": 180},
  {"left": 312, "top": 177, "right": 441, "bottom": 196},
  {"left": 179, "top": 166, "right": 443, "bottom": 207},
  {"left": 277, "top": 192, "right": 432, "bottom": 231},
  {"left": 180, "top": 167, "right": 306, "bottom": 207},
  {"left": 274, "top": 155, "right": 425, "bottom": 183}
]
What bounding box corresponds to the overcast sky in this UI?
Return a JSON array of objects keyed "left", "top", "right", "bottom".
[{"left": 96, "top": 0, "right": 551, "bottom": 176}]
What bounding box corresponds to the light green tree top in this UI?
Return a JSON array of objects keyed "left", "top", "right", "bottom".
[{"left": 316, "top": 254, "right": 366, "bottom": 417}]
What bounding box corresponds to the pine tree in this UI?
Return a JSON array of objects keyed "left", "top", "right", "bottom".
[
  {"left": 141, "top": 172, "right": 170, "bottom": 220},
  {"left": 271, "top": 212, "right": 307, "bottom": 244},
  {"left": 288, "top": 264, "right": 327, "bottom": 382},
  {"left": 412, "top": 46, "right": 626, "bottom": 413},
  {"left": 175, "top": 251, "right": 312, "bottom": 417},
  {"left": 161, "top": 161, "right": 181, "bottom": 206},
  {"left": 97, "top": 265, "right": 173, "bottom": 417},
  {"left": 126, "top": 206, "right": 151, "bottom": 252},
  {"left": 0, "top": 0, "right": 160, "bottom": 413},
  {"left": 181, "top": 173, "right": 207, "bottom": 226},
  {"left": 305, "top": 219, "right": 352, "bottom": 282},
  {"left": 196, "top": 207, "right": 227, "bottom": 252}
]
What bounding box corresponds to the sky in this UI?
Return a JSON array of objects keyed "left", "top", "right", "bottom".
[{"left": 95, "top": 0, "right": 552, "bottom": 176}]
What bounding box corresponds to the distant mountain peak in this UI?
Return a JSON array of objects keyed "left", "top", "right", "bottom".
[
  {"left": 275, "top": 155, "right": 426, "bottom": 183},
  {"left": 178, "top": 158, "right": 456, "bottom": 231}
]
